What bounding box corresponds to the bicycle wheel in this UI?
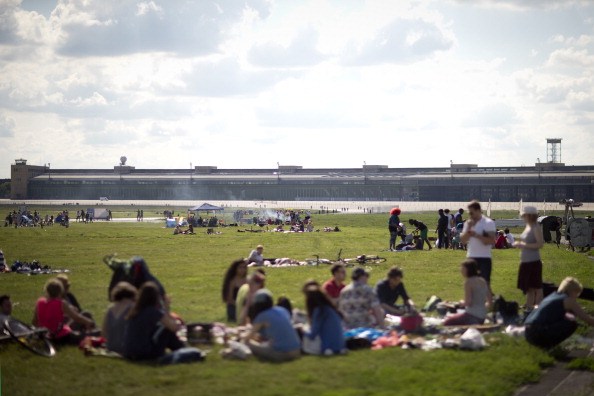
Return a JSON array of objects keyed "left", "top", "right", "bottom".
[
  {"left": 4, "top": 318, "right": 56, "bottom": 357},
  {"left": 367, "top": 257, "right": 387, "bottom": 264}
]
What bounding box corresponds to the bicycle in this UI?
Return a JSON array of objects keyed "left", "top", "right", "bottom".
[
  {"left": 304, "top": 249, "right": 387, "bottom": 267},
  {"left": 1, "top": 317, "right": 56, "bottom": 357}
]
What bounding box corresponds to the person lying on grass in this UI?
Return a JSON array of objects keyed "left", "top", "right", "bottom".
[
  {"left": 243, "top": 289, "right": 301, "bottom": 362},
  {"left": 524, "top": 277, "right": 594, "bottom": 349},
  {"left": 443, "top": 259, "right": 492, "bottom": 326},
  {"left": 33, "top": 278, "right": 95, "bottom": 344}
]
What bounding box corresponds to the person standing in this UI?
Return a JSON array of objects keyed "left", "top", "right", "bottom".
[
  {"left": 514, "top": 206, "right": 544, "bottom": 310},
  {"left": 455, "top": 208, "right": 464, "bottom": 225},
  {"left": 460, "top": 200, "right": 496, "bottom": 287},
  {"left": 436, "top": 209, "right": 449, "bottom": 249},
  {"left": 388, "top": 208, "right": 401, "bottom": 251}
]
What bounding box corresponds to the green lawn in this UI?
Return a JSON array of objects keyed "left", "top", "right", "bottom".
[{"left": 0, "top": 209, "right": 592, "bottom": 396}]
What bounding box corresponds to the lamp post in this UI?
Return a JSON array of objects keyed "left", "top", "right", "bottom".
[{"left": 48, "top": 163, "right": 51, "bottom": 180}]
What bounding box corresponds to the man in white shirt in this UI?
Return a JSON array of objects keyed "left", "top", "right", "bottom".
[
  {"left": 504, "top": 228, "right": 515, "bottom": 247},
  {"left": 460, "top": 200, "right": 497, "bottom": 287}
]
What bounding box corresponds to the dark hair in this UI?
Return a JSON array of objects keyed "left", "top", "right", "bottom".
[
  {"left": 504, "top": 228, "right": 510, "bottom": 233},
  {"left": 467, "top": 200, "right": 481, "bottom": 211},
  {"left": 438, "top": 209, "right": 444, "bottom": 214},
  {"left": 0, "top": 294, "right": 10, "bottom": 305},
  {"left": 303, "top": 283, "right": 342, "bottom": 320},
  {"left": 110, "top": 282, "right": 137, "bottom": 302},
  {"left": 458, "top": 208, "right": 464, "bottom": 213},
  {"left": 127, "top": 282, "right": 160, "bottom": 319},
  {"left": 408, "top": 219, "right": 415, "bottom": 225},
  {"left": 444, "top": 209, "right": 450, "bottom": 214},
  {"left": 330, "top": 263, "right": 345, "bottom": 275},
  {"left": 387, "top": 266, "right": 403, "bottom": 279},
  {"left": 276, "top": 296, "right": 293, "bottom": 314},
  {"left": 221, "top": 259, "right": 247, "bottom": 303},
  {"left": 461, "top": 259, "right": 479, "bottom": 277},
  {"left": 249, "top": 292, "right": 273, "bottom": 321}
]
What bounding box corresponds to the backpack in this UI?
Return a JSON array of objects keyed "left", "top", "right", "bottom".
[{"left": 492, "top": 295, "right": 520, "bottom": 325}]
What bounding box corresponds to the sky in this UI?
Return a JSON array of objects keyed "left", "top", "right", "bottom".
[{"left": 0, "top": 0, "right": 593, "bottom": 178}]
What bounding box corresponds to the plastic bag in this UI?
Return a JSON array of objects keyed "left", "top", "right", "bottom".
[{"left": 459, "top": 328, "right": 487, "bottom": 350}]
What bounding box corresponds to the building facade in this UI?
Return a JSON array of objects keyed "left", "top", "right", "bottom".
[{"left": 10, "top": 160, "right": 594, "bottom": 202}]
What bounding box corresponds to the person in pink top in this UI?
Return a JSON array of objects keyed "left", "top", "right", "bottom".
[
  {"left": 322, "top": 264, "right": 346, "bottom": 305},
  {"left": 33, "top": 278, "right": 94, "bottom": 344}
]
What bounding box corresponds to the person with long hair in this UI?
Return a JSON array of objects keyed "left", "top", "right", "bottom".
[
  {"left": 514, "top": 206, "right": 544, "bottom": 310},
  {"left": 123, "top": 282, "right": 186, "bottom": 362},
  {"left": 443, "top": 260, "right": 492, "bottom": 326},
  {"left": 243, "top": 289, "right": 301, "bottom": 362},
  {"left": 302, "top": 282, "right": 345, "bottom": 355},
  {"left": 221, "top": 259, "right": 248, "bottom": 322}
]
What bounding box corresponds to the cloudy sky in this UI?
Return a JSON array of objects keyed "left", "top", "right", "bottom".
[{"left": 1, "top": 0, "right": 593, "bottom": 178}]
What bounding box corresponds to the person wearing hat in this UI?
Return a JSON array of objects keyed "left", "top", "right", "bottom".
[
  {"left": 338, "top": 267, "right": 384, "bottom": 329},
  {"left": 388, "top": 208, "right": 401, "bottom": 251},
  {"left": 514, "top": 206, "right": 544, "bottom": 310},
  {"left": 243, "top": 289, "right": 301, "bottom": 362}
]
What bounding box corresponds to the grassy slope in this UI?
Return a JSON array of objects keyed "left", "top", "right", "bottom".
[{"left": 0, "top": 209, "right": 591, "bottom": 396}]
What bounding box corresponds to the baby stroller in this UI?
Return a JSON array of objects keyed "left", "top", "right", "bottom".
[{"left": 451, "top": 223, "right": 465, "bottom": 250}]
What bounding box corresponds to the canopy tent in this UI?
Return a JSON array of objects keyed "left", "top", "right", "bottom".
[{"left": 188, "top": 203, "right": 224, "bottom": 212}]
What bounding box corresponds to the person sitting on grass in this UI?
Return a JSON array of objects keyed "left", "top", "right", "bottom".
[
  {"left": 102, "top": 282, "right": 137, "bottom": 355},
  {"left": 56, "top": 274, "right": 94, "bottom": 331},
  {"left": 33, "top": 278, "right": 95, "bottom": 344},
  {"left": 375, "top": 267, "right": 415, "bottom": 316},
  {"left": 301, "top": 282, "right": 346, "bottom": 356},
  {"left": 443, "top": 259, "right": 492, "bottom": 326},
  {"left": 495, "top": 230, "right": 508, "bottom": 249},
  {"left": 123, "top": 282, "right": 202, "bottom": 364},
  {"left": 524, "top": 277, "right": 594, "bottom": 349},
  {"left": 0, "top": 294, "right": 13, "bottom": 323},
  {"left": 222, "top": 259, "right": 248, "bottom": 322},
  {"left": 236, "top": 270, "right": 266, "bottom": 325},
  {"left": 243, "top": 289, "right": 301, "bottom": 362},
  {"left": 322, "top": 263, "right": 346, "bottom": 305},
  {"left": 338, "top": 267, "right": 384, "bottom": 329}
]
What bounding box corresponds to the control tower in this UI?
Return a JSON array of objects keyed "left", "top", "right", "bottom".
[{"left": 547, "top": 138, "right": 562, "bottom": 164}]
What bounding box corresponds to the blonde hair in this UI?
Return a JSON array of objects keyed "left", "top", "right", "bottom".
[
  {"left": 558, "top": 277, "right": 583, "bottom": 295},
  {"left": 45, "top": 278, "right": 65, "bottom": 298}
]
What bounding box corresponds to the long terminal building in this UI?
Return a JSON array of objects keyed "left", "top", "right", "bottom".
[{"left": 9, "top": 159, "right": 594, "bottom": 202}]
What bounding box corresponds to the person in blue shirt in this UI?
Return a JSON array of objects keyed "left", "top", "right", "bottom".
[
  {"left": 244, "top": 289, "right": 301, "bottom": 362},
  {"left": 524, "top": 277, "right": 594, "bottom": 349},
  {"left": 302, "top": 282, "right": 346, "bottom": 355}
]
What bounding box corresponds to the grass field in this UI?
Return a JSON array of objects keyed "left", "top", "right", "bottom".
[{"left": 1, "top": 207, "right": 592, "bottom": 396}]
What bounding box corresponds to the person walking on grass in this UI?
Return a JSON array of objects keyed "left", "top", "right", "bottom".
[
  {"left": 460, "top": 200, "right": 496, "bottom": 287},
  {"left": 514, "top": 206, "right": 544, "bottom": 311}
]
